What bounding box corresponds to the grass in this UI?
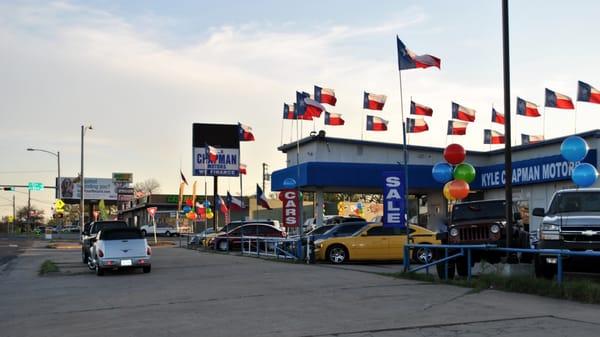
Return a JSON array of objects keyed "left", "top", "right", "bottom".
[
  {"left": 39, "top": 260, "right": 59, "bottom": 275},
  {"left": 386, "top": 271, "right": 600, "bottom": 304}
]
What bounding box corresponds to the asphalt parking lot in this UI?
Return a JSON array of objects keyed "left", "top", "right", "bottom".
[{"left": 1, "top": 244, "right": 600, "bottom": 337}]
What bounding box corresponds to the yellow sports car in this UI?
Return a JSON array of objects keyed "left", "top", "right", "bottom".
[{"left": 313, "top": 223, "right": 439, "bottom": 264}]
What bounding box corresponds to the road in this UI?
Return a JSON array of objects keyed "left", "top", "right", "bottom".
[
  {"left": 1, "top": 244, "right": 600, "bottom": 337},
  {"left": 0, "top": 235, "right": 32, "bottom": 266}
]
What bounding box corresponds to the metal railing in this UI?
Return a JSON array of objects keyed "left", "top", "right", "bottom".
[
  {"left": 404, "top": 243, "right": 600, "bottom": 285},
  {"left": 241, "top": 236, "right": 301, "bottom": 260}
]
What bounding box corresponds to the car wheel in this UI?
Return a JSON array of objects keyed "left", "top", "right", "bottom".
[
  {"left": 534, "top": 255, "right": 556, "bottom": 280},
  {"left": 327, "top": 245, "right": 348, "bottom": 264},
  {"left": 217, "top": 240, "right": 229, "bottom": 251},
  {"left": 81, "top": 249, "right": 88, "bottom": 264},
  {"left": 165, "top": 231, "right": 171, "bottom": 237},
  {"left": 412, "top": 245, "right": 433, "bottom": 264},
  {"left": 143, "top": 266, "right": 151, "bottom": 273},
  {"left": 95, "top": 265, "right": 104, "bottom": 276},
  {"left": 141, "top": 230, "right": 147, "bottom": 236}
]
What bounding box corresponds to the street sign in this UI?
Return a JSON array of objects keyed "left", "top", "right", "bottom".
[
  {"left": 54, "top": 199, "right": 65, "bottom": 210},
  {"left": 147, "top": 207, "right": 157, "bottom": 218},
  {"left": 27, "top": 182, "right": 44, "bottom": 191},
  {"left": 7, "top": 215, "right": 14, "bottom": 223}
]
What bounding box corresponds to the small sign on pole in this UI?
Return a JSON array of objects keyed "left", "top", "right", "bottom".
[
  {"left": 27, "top": 182, "right": 44, "bottom": 191},
  {"left": 147, "top": 207, "right": 158, "bottom": 244},
  {"left": 278, "top": 189, "right": 300, "bottom": 228},
  {"left": 382, "top": 171, "right": 407, "bottom": 229}
]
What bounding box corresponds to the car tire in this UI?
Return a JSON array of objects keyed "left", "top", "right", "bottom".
[
  {"left": 326, "top": 245, "right": 348, "bottom": 264},
  {"left": 534, "top": 255, "right": 556, "bottom": 280},
  {"left": 95, "top": 265, "right": 104, "bottom": 276},
  {"left": 143, "top": 266, "right": 151, "bottom": 273},
  {"left": 435, "top": 250, "right": 456, "bottom": 280},
  {"left": 412, "top": 245, "right": 433, "bottom": 264},
  {"left": 217, "top": 240, "right": 229, "bottom": 251},
  {"left": 141, "top": 230, "right": 147, "bottom": 236}
]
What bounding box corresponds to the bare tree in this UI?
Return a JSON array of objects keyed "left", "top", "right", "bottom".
[{"left": 134, "top": 178, "right": 161, "bottom": 196}]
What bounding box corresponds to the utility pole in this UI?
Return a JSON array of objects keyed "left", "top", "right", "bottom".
[
  {"left": 80, "top": 125, "right": 85, "bottom": 232},
  {"left": 262, "top": 163, "right": 270, "bottom": 195},
  {"left": 27, "top": 189, "right": 31, "bottom": 231},
  {"left": 502, "top": 0, "right": 513, "bottom": 251},
  {"left": 12, "top": 195, "right": 15, "bottom": 234}
]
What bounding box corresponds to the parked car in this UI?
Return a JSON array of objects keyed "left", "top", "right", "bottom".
[
  {"left": 532, "top": 188, "right": 600, "bottom": 279},
  {"left": 139, "top": 224, "right": 179, "bottom": 237},
  {"left": 313, "top": 223, "right": 439, "bottom": 264},
  {"left": 189, "top": 227, "right": 215, "bottom": 246},
  {"left": 210, "top": 224, "right": 286, "bottom": 251},
  {"left": 81, "top": 220, "right": 130, "bottom": 264},
  {"left": 303, "top": 215, "right": 365, "bottom": 233},
  {"left": 88, "top": 228, "right": 151, "bottom": 276},
  {"left": 202, "top": 220, "right": 281, "bottom": 246}
]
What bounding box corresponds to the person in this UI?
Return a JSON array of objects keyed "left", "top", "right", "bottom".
[{"left": 61, "top": 178, "right": 74, "bottom": 198}]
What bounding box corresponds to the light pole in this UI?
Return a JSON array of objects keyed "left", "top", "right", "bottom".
[
  {"left": 80, "top": 125, "right": 93, "bottom": 233},
  {"left": 26, "top": 148, "right": 61, "bottom": 198}
]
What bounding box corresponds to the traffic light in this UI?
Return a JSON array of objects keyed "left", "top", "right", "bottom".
[{"left": 2, "top": 187, "right": 15, "bottom": 191}]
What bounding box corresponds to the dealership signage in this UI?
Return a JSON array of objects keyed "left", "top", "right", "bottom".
[
  {"left": 382, "top": 171, "right": 406, "bottom": 229},
  {"left": 192, "top": 123, "right": 241, "bottom": 177},
  {"left": 279, "top": 189, "right": 300, "bottom": 228},
  {"left": 475, "top": 150, "right": 597, "bottom": 189}
]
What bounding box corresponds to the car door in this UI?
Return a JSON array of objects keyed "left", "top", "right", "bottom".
[
  {"left": 387, "top": 227, "right": 410, "bottom": 260},
  {"left": 350, "top": 226, "right": 390, "bottom": 260}
]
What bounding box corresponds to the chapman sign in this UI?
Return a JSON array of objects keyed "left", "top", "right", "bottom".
[
  {"left": 193, "top": 123, "right": 240, "bottom": 177},
  {"left": 382, "top": 171, "right": 406, "bottom": 229},
  {"left": 279, "top": 189, "right": 300, "bottom": 228}
]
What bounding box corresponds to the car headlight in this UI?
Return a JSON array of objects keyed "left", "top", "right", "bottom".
[
  {"left": 314, "top": 239, "right": 324, "bottom": 249},
  {"left": 541, "top": 223, "right": 560, "bottom": 232},
  {"left": 490, "top": 224, "right": 500, "bottom": 234},
  {"left": 449, "top": 228, "right": 459, "bottom": 237}
]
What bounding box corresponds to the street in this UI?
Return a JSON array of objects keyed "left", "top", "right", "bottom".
[{"left": 1, "top": 243, "right": 600, "bottom": 337}]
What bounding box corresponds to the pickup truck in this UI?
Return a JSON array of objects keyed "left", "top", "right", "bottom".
[
  {"left": 89, "top": 228, "right": 151, "bottom": 276},
  {"left": 81, "top": 220, "right": 130, "bottom": 264},
  {"left": 532, "top": 188, "right": 600, "bottom": 279},
  {"left": 139, "top": 224, "right": 179, "bottom": 237},
  {"left": 437, "top": 199, "right": 530, "bottom": 278}
]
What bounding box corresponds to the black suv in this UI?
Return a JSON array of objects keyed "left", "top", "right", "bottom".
[{"left": 81, "top": 220, "right": 129, "bottom": 263}]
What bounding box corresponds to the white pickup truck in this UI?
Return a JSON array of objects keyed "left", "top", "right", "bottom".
[{"left": 139, "top": 224, "right": 179, "bottom": 237}]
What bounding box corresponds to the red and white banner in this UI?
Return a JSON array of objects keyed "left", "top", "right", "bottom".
[
  {"left": 147, "top": 207, "right": 157, "bottom": 218},
  {"left": 278, "top": 189, "right": 300, "bottom": 228}
]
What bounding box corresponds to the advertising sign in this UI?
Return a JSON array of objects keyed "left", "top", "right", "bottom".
[
  {"left": 192, "top": 123, "right": 240, "bottom": 177},
  {"left": 382, "top": 171, "right": 406, "bottom": 229},
  {"left": 279, "top": 189, "right": 300, "bottom": 228},
  {"left": 112, "top": 172, "right": 133, "bottom": 183},
  {"left": 117, "top": 188, "right": 135, "bottom": 202},
  {"left": 57, "top": 177, "right": 118, "bottom": 200}
]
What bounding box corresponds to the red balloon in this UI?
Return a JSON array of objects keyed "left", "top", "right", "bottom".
[
  {"left": 444, "top": 143, "right": 466, "bottom": 165},
  {"left": 448, "top": 180, "right": 470, "bottom": 200},
  {"left": 185, "top": 198, "right": 193, "bottom": 206}
]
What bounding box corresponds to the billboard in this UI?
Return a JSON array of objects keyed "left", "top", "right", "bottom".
[
  {"left": 192, "top": 123, "right": 240, "bottom": 177},
  {"left": 58, "top": 177, "right": 119, "bottom": 201}
]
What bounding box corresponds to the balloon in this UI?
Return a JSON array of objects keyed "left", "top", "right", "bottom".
[
  {"left": 203, "top": 200, "right": 211, "bottom": 207},
  {"left": 572, "top": 163, "right": 598, "bottom": 187},
  {"left": 185, "top": 198, "right": 193, "bottom": 207},
  {"left": 356, "top": 202, "right": 363, "bottom": 210},
  {"left": 444, "top": 143, "right": 466, "bottom": 165},
  {"left": 561, "top": 136, "right": 588, "bottom": 162},
  {"left": 206, "top": 211, "right": 214, "bottom": 219},
  {"left": 182, "top": 205, "right": 191, "bottom": 213},
  {"left": 443, "top": 182, "right": 456, "bottom": 201},
  {"left": 448, "top": 180, "right": 470, "bottom": 200},
  {"left": 453, "top": 163, "right": 476, "bottom": 183},
  {"left": 432, "top": 162, "right": 454, "bottom": 183}
]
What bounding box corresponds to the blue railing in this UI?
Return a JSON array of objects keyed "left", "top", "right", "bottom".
[
  {"left": 241, "top": 236, "right": 303, "bottom": 260},
  {"left": 404, "top": 243, "right": 600, "bottom": 285}
]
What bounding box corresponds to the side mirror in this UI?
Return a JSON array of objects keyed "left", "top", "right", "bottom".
[
  {"left": 532, "top": 208, "right": 545, "bottom": 217},
  {"left": 361, "top": 231, "right": 368, "bottom": 236},
  {"left": 513, "top": 212, "right": 522, "bottom": 221}
]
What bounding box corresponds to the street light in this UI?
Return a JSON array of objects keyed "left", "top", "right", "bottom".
[
  {"left": 26, "top": 148, "right": 61, "bottom": 198},
  {"left": 81, "top": 125, "right": 93, "bottom": 233}
]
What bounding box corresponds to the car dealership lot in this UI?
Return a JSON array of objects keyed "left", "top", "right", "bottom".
[{"left": 1, "top": 245, "right": 600, "bottom": 337}]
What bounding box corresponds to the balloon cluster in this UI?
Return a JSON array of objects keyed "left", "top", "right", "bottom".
[
  {"left": 432, "top": 144, "right": 475, "bottom": 201},
  {"left": 353, "top": 202, "right": 364, "bottom": 217},
  {"left": 181, "top": 198, "right": 214, "bottom": 220},
  {"left": 337, "top": 202, "right": 345, "bottom": 216},
  {"left": 561, "top": 136, "right": 598, "bottom": 187}
]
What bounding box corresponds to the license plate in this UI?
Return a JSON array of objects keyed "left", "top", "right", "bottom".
[{"left": 121, "top": 259, "right": 132, "bottom": 266}]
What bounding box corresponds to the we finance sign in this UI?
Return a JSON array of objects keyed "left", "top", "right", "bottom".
[
  {"left": 192, "top": 123, "right": 240, "bottom": 177},
  {"left": 474, "top": 150, "right": 597, "bottom": 189}
]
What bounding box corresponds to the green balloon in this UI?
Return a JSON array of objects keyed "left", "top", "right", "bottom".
[{"left": 453, "top": 163, "right": 476, "bottom": 183}]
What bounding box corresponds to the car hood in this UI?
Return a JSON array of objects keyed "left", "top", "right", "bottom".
[
  {"left": 543, "top": 213, "right": 600, "bottom": 227},
  {"left": 451, "top": 218, "right": 506, "bottom": 227}
]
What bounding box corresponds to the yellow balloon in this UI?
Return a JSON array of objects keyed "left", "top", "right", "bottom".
[
  {"left": 443, "top": 182, "right": 456, "bottom": 201},
  {"left": 206, "top": 212, "right": 214, "bottom": 219}
]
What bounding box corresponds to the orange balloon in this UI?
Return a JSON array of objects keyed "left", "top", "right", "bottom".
[
  {"left": 443, "top": 182, "right": 456, "bottom": 201},
  {"left": 449, "top": 180, "right": 470, "bottom": 200}
]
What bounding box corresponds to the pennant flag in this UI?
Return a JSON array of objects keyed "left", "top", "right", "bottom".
[
  {"left": 406, "top": 118, "right": 429, "bottom": 133},
  {"left": 578, "top": 81, "right": 600, "bottom": 104},
  {"left": 238, "top": 123, "right": 255, "bottom": 141},
  {"left": 296, "top": 91, "right": 313, "bottom": 120},
  {"left": 484, "top": 129, "right": 505, "bottom": 144},
  {"left": 216, "top": 195, "right": 228, "bottom": 214},
  {"left": 516, "top": 97, "right": 541, "bottom": 117},
  {"left": 410, "top": 101, "right": 433, "bottom": 116},
  {"left": 397, "top": 37, "right": 441, "bottom": 70},
  {"left": 363, "top": 92, "right": 387, "bottom": 110},
  {"left": 256, "top": 184, "right": 271, "bottom": 210},
  {"left": 491, "top": 108, "right": 505, "bottom": 125},
  {"left": 521, "top": 134, "right": 545, "bottom": 145},
  {"left": 283, "top": 103, "right": 297, "bottom": 119},
  {"left": 447, "top": 120, "right": 468, "bottom": 135},
  {"left": 545, "top": 89, "right": 574, "bottom": 109},
  {"left": 314, "top": 86, "right": 337, "bottom": 106},
  {"left": 366, "top": 115, "right": 388, "bottom": 131},
  {"left": 451, "top": 102, "right": 476, "bottom": 122},
  {"left": 239, "top": 163, "right": 247, "bottom": 175},
  {"left": 227, "top": 191, "right": 246, "bottom": 210},
  {"left": 304, "top": 98, "right": 326, "bottom": 118},
  {"left": 206, "top": 145, "right": 218, "bottom": 163},
  {"left": 180, "top": 170, "right": 188, "bottom": 185},
  {"left": 324, "top": 112, "right": 345, "bottom": 126}
]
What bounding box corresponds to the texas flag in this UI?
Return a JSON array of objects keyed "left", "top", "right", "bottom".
[
  {"left": 410, "top": 101, "right": 433, "bottom": 116},
  {"left": 396, "top": 37, "right": 441, "bottom": 70},
  {"left": 238, "top": 123, "right": 255, "bottom": 141},
  {"left": 406, "top": 118, "right": 429, "bottom": 133},
  {"left": 447, "top": 120, "right": 468, "bottom": 135},
  {"left": 363, "top": 92, "right": 387, "bottom": 110},
  {"left": 226, "top": 191, "right": 246, "bottom": 210},
  {"left": 578, "top": 81, "right": 600, "bottom": 104},
  {"left": 545, "top": 89, "right": 574, "bottom": 109},
  {"left": 521, "top": 134, "right": 545, "bottom": 145},
  {"left": 239, "top": 163, "right": 247, "bottom": 175},
  {"left": 484, "top": 129, "right": 505, "bottom": 144},
  {"left": 195, "top": 202, "right": 206, "bottom": 219},
  {"left": 304, "top": 98, "right": 326, "bottom": 118},
  {"left": 283, "top": 103, "right": 296, "bottom": 119},
  {"left": 366, "top": 115, "right": 388, "bottom": 131},
  {"left": 314, "top": 86, "right": 337, "bottom": 106},
  {"left": 206, "top": 145, "right": 218, "bottom": 163},
  {"left": 452, "top": 102, "right": 476, "bottom": 122},
  {"left": 256, "top": 184, "right": 271, "bottom": 210},
  {"left": 296, "top": 91, "right": 313, "bottom": 120},
  {"left": 491, "top": 108, "right": 505, "bottom": 125},
  {"left": 216, "top": 195, "right": 228, "bottom": 214},
  {"left": 516, "top": 97, "right": 541, "bottom": 117},
  {"left": 324, "top": 112, "right": 345, "bottom": 126}
]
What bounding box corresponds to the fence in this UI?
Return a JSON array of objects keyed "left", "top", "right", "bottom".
[{"left": 241, "top": 236, "right": 302, "bottom": 260}]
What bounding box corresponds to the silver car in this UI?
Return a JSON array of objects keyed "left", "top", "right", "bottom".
[{"left": 89, "top": 228, "right": 151, "bottom": 276}]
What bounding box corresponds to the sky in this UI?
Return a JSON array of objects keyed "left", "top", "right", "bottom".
[{"left": 1, "top": 0, "right": 600, "bottom": 218}]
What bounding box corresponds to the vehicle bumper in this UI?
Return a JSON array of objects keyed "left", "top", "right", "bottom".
[
  {"left": 538, "top": 240, "right": 600, "bottom": 253},
  {"left": 313, "top": 246, "right": 326, "bottom": 261},
  {"left": 98, "top": 257, "right": 151, "bottom": 268}
]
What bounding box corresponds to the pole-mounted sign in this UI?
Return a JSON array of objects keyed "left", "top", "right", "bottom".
[
  {"left": 279, "top": 189, "right": 300, "bottom": 228},
  {"left": 382, "top": 171, "right": 407, "bottom": 229},
  {"left": 147, "top": 207, "right": 158, "bottom": 244}
]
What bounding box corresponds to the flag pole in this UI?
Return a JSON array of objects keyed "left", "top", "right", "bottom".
[
  {"left": 542, "top": 106, "right": 547, "bottom": 139},
  {"left": 204, "top": 146, "right": 208, "bottom": 230},
  {"left": 398, "top": 68, "right": 410, "bottom": 244},
  {"left": 280, "top": 118, "right": 284, "bottom": 146},
  {"left": 574, "top": 101, "right": 578, "bottom": 134}
]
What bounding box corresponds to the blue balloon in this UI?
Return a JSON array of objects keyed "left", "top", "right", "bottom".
[
  {"left": 203, "top": 200, "right": 211, "bottom": 207},
  {"left": 572, "top": 163, "right": 598, "bottom": 187},
  {"left": 183, "top": 205, "right": 191, "bottom": 213},
  {"left": 432, "top": 162, "right": 454, "bottom": 183},
  {"left": 561, "top": 136, "right": 589, "bottom": 162}
]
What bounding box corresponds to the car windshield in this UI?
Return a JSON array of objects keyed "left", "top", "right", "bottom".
[
  {"left": 100, "top": 229, "right": 143, "bottom": 240},
  {"left": 92, "top": 221, "right": 128, "bottom": 233},
  {"left": 452, "top": 201, "right": 506, "bottom": 222},
  {"left": 548, "top": 192, "right": 600, "bottom": 214},
  {"left": 309, "top": 226, "right": 334, "bottom": 235}
]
